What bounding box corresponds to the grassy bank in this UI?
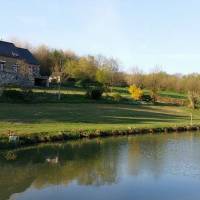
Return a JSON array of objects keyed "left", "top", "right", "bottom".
[
  {"left": 0, "top": 86, "right": 196, "bottom": 148},
  {"left": 0, "top": 103, "right": 199, "bottom": 135}
]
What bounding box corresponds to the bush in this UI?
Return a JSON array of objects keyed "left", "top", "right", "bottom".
[
  {"left": 2, "top": 90, "right": 23, "bottom": 100},
  {"left": 75, "top": 79, "right": 87, "bottom": 88},
  {"left": 62, "top": 79, "right": 76, "bottom": 87},
  {"left": 128, "top": 85, "right": 143, "bottom": 100},
  {"left": 0, "top": 87, "right": 4, "bottom": 97},
  {"left": 112, "top": 93, "right": 122, "bottom": 102},
  {"left": 76, "top": 79, "right": 102, "bottom": 88},
  {"left": 1, "top": 89, "right": 34, "bottom": 103},
  {"left": 141, "top": 94, "right": 153, "bottom": 102},
  {"left": 86, "top": 87, "right": 104, "bottom": 100},
  {"left": 75, "top": 79, "right": 92, "bottom": 88}
]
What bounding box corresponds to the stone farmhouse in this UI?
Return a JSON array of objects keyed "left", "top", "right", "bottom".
[{"left": 0, "top": 40, "right": 48, "bottom": 87}]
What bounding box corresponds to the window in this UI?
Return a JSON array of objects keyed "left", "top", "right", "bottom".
[
  {"left": 29, "top": 66, "right": 33, "bottom": 74},
  {"left": 32, "top": 66, "right": 39, "bottom": 74},
  {"left": 0, "top": 62, "right": 5, "bottom": 71}
]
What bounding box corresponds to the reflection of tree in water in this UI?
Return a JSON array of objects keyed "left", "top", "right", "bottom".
[
  {"left": 0, "top": 138, "right": 124, "bottom": 200},
  {"left": 128, "top": 134, "right": 170, "bottom": 178},
  {"left": 127, "top": 133, "right": 200, "bottom": 179}
]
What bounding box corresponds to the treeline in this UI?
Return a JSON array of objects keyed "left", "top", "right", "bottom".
[
  {"left": 11, "top": 40, "right": 200, "bottom": 108},
  {"left": 127, "top": 68, "right": 200, "bottom": 108},
  {"left": 32, "top": 45, "right": 200, "bottom": 108},
  {"left": 127, "top": 68, "right": 200, "bottom": 94},
  {"left": 33, "top": 45, "right": 126, "bottom": 87},
  {"left": 32, "top": 46, "right": 200, "bottom": 91}
]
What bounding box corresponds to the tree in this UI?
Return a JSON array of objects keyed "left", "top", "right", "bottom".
[
  {"left": 95, "top": 55, "right": 119, "bottom": 91},
  {"left": 184, "top": 74, "right": 200, "bottom": 109},
  {"left": 65, "top": 56, "right": 97, "bottom": 83},
  {"left": 16, "top": 60, "right": 31, "bottom": 80},
  {"left": 44, "top": 49, "right": 67, "bottom": 100},
  {"left": 128, "top": 67, "right": 144, "bottom": 88},
  {"left": 145, "top": 67, "right": 162, "bottom": 103},
  {"left": 33, "top": 45, "right": 53, "bottom": 76}
]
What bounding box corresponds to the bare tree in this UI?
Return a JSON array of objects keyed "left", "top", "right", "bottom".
[
  {"left": 145, "top": 66, "right": 162, "bottom": 103},
  {"left": 128, "top": 66, "right": 144, "bottom": 88},
  {"left": 16, "top": 60, "right": 31, "bottom": 80},
  {"left": 185, "top": 74, "right": 200, "bottom": 109},
  {"left": 95, "top": 55, "right": 119, "bottom": 91}
]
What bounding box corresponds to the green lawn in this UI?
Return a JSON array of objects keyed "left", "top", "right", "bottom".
[
  {"left": 0, "top": 103, "right": 199, "bottom": 136},
  {"left": 4, "top": 86, "right": 187, "bottom": 102},
  {"left": 0, "top": 86, "right": 194, "bottom": 139},
  {"left": 159, "top": 90, "right": 187, "bottom": 99},
  {"left": 113, "top": 87, "right": 187, "bottom": 99}
]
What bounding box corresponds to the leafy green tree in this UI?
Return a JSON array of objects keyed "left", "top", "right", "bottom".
[{"left": 65, "top": 56, "right": 97, "bottom": 82}]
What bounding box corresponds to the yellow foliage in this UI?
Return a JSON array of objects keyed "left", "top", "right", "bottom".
[{"left": 128, "top": 85, "right": 143, "bottom": 100}]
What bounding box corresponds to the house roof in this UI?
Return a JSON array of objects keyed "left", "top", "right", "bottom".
[
  {"left": 0, "top": 41, "right": 39, "bottom": 65},
  {"left": 17, "top": 47, "right": 39, "bottom": 65}
]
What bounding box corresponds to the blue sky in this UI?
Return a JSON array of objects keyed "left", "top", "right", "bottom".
[{"left": 1, "top": 0, "right": 200, "bottom": 74}]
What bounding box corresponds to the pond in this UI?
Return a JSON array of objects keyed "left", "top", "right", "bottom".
[{"left": 1, "top": 133, "right": 200, "bottom": 200}]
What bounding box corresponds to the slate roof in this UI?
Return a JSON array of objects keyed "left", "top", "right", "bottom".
[{"left": 0, "top": 41, "right": 39, "bottom": 65}]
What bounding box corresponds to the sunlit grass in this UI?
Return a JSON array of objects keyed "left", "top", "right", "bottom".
[{"left": 0, "top": 103, "right": 198, "bottom": 136}]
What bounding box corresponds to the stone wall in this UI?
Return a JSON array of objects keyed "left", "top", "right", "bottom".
[
  {"left": 0, "top": 71, "right": 18, "bottom": 85},
  {"left": 0, "top": 56, "right": 17, "bottom": 72},
  {"left": 0, "top": 71, "right": 34, "bottom": 86},
  {"left": 0, "top": 55, "right": 38, "bottom": 87}
]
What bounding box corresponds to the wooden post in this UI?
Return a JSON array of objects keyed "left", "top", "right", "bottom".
[
  {"left": 190, "top": 113, "right": 193, "bottom": 126},
  {"left": 58, "top": 59, "right": 63, "bottom": 101},
  {"left": 58, "top": 76, "right": 61, "bottom": 101}
]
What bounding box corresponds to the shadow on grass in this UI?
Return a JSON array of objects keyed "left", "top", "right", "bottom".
[{"left": 0, "top": 103, "right": 188, "bottom": 125}]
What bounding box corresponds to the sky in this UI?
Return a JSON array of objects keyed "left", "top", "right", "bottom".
[{"left": 1, "top": 0, "right": 200, "bottom": 74}]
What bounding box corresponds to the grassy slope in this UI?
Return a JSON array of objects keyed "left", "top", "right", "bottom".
[
  {"left": 6, "top": 86, "right": 187, "bottom": 101},
  {"left": 113, "top": 87, "right": 187, "bottom": 99},
  {"left": 0, "top": 103, "right": 199, "bottom": 136},
  {"left": 0, "top": 86, "right": 194, "bottom": 137}
]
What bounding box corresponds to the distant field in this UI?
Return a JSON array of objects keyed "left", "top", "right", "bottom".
[{"left": 0, "top": 103, "right": 198, "bottom": 136}]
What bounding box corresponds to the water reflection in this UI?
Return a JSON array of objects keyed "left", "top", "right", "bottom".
[{"left": 1, "top": 133, "right": 200, "bottom": 200}]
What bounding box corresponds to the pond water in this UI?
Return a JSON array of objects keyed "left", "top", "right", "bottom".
[{"left": 1, "top": 133, "right": 200, "bottom": 200}]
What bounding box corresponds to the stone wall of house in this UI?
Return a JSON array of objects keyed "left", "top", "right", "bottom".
[
  {"left": 0, "top": 56, "right": 40, "bottom": 75},
  {"left": 0, "top": 71, "right": 34, "bottom": 86},
  {"left": 0, "top": 55, "right": 38, "bottom": 87},
  {"left": 0, "top": 71, "right": 18, "bottom": 85},
  {"left": 0, "top": 56, "right": 17, "bottom": 72}
]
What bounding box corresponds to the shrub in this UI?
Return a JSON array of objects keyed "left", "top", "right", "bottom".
[
  {"left": 76, "top": 79, "right": 102, "bottom": 88},
  {"left": 0, "top": 87, "right": 4, "bottom": 97},
  {"left": 128, "top": 85, "right": 143, "bottom": 100},
  {"left": 2, "top": 90, "right": 24, "bottom": 100},
  {"left": 141, "top": 94, "right": 153, "bottom": 102},
  {"left": 62, "top": 79, "right": 76, "bottom": 87},
  {"left": 75, "top": 79, "right": 87, "bottom": 88},
  {"left": 1, "top": 89, "right": 34, "bottom": 102},
  {"left": 86, "top": 87, "right": 104, "bottom": 100},
  {"left": 112, "top": 93, "right": 122, "bottom": 102}
]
